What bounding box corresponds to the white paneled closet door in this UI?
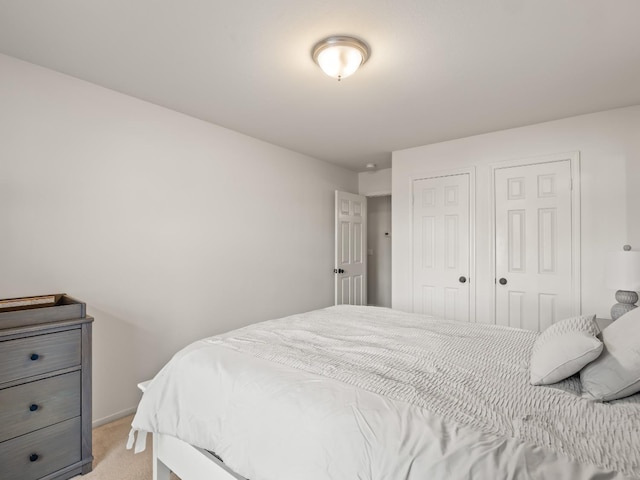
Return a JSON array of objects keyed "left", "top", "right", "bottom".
[
  {"left": 335, "top": 191, "right": 367, "bottom": 305},
  {"left": 412, "top": 174, "right": 471, "bottom": 321},
  {"left": 494, "top": 159, "right": 575, "bottom": 331}
]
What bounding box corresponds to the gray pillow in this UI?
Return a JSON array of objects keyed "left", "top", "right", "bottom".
[
  {"left": 530, "top": 314, "right": 601, "bottom": 386},
  {"left": 581, "top": 308, "right": 640, "bottom": 401}
]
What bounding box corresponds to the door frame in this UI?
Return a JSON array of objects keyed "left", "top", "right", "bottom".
[
  {"left": 409, "top": 167, "right": 477, "bottom": 322},
  {"left": 489, "top": 151, "right": 581, "bottom": 324},
  {"left": 365, "top": 193, "right": 392, "bottom": 308}
]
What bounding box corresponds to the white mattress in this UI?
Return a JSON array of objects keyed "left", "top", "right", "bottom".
[{"left": 130, "top": 306, "right": 640, "bottom": 479}]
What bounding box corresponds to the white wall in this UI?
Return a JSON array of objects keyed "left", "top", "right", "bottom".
[
  {"left": 0, "top": 54, "right": 358, "bottom": 424},
  {"left": 393, "top": 105, "right": 640, "bottom": 322},
  {"left": 359, "top": 168, "right": 391, "bottom": 196},
  {"left": 367, "top": 196, "right": 392, "bottom": 307}
]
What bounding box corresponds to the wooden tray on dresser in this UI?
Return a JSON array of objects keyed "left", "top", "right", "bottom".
[{"left": 0, "top": 294, "right": 86, "bottom": 330}]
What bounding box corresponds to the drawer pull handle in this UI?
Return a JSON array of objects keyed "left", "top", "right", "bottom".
[
  {"left": 30, "top": 353, "right": 40, "bottom": 361},
  {"left": 29, "top": 404, "right": 39, "bottom": 412},
  {"left": 29, "top": 453, "right": 39, "bottom": 462}
]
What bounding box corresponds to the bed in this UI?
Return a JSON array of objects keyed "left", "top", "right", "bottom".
[{"left": 128, "top": 305, "right": 640, "bottom": 480}]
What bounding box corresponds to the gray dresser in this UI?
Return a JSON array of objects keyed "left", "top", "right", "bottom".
[{"left": 0, "top": 295, "right": 93, "bottom": 480}]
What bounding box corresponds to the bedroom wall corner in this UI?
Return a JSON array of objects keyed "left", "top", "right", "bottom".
[
  {"left": 358, "top": 168, "right": 392, "bottom": 196},
  {"left": 0, "top": 53, "right": 358, "bottom": 424}
]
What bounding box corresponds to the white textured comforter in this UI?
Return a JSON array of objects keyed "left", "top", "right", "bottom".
[{"left": 130, "top": 306, "right": 640, "bottom": 479}]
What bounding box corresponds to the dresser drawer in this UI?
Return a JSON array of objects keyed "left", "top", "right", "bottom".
[
  {"left": 0, "top": 330, "right": 81, "bottom": 385},
  {"left": 0, "top": 416, "right": 81, "bottom": 480},
  {"left": 0, "top": 371, "right": 81, "bottom": 443}
]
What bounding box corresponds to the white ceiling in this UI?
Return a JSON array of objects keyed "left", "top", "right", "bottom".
[{"left": 1, "top": 1, "right": 639, "bottom": 172}]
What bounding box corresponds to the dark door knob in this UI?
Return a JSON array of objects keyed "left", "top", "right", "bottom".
[
  {"left": 499, "top": 278, "right": 507, "bottom": 285},
  {"left": 333, "top": 268, "right": 345, "bottom": 274},
  {"left": 459, "top": 276, "right": 467, "bottom": 283},
  {"left": 30, "top": 353, "right": 39, "bottom": 361},
  {"left": 29, "top": 404, "right": 39, "bottom": 412},
  {"left": 29, "top": 454, "right": 39, "bottom": 462}
]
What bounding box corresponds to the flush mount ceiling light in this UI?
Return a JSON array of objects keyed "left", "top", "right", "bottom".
[{"left": 312, "top": 36, "right": 370, "bottom": 81}]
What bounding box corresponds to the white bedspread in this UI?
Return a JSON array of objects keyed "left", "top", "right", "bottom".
[{"left": 130, "top": 306, "right": 640, "bottom": 479}]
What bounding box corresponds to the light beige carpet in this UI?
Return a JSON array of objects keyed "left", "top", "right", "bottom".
[{"left": 72, "top": 414, "right": 179, "bottom": 480}]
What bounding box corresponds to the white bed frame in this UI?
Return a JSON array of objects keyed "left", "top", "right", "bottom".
[
  {"left": 138, "top": 381, "right": 247, "bottom": 480},
  {"left": 152, "top": 432, "right": 246, "bottom": 480}
]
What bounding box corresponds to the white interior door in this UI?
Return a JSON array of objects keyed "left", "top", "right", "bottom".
[
  {"left": 494, "top": 159, "right": 575, "bottom": 331},
  {"left": 412, "top": 174, "right": 470, "bottom": 321},
  {"left": 335, "top": 191, "right": 367, "bottom": 305}
]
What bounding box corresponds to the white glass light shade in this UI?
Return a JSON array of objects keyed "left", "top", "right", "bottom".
[
  {"left": 312, "top": 36, "right": 370, "bottom": 81},
  {"left": 605, "top": 250, "right": 640, "bottom": 291}
]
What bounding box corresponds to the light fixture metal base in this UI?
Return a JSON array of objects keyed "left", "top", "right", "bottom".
[{"left": 312, "top": 35, "right": 370, "bottom": 80}]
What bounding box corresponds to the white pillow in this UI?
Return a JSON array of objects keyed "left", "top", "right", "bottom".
[
  {"left": 581, "top": 308, "right": 640, "bottom": 401},
  {"left": 529, "top": 314, "right": 601, "bottom": 386}
]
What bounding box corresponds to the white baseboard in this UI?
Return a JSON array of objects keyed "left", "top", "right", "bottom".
[{"left": 92, "top": 406, "right": 137, "bottom": 428}]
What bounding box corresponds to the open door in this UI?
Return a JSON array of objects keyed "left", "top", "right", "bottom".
[{"left": 335, "top": 191, "right": 367, "bottom": 305}]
